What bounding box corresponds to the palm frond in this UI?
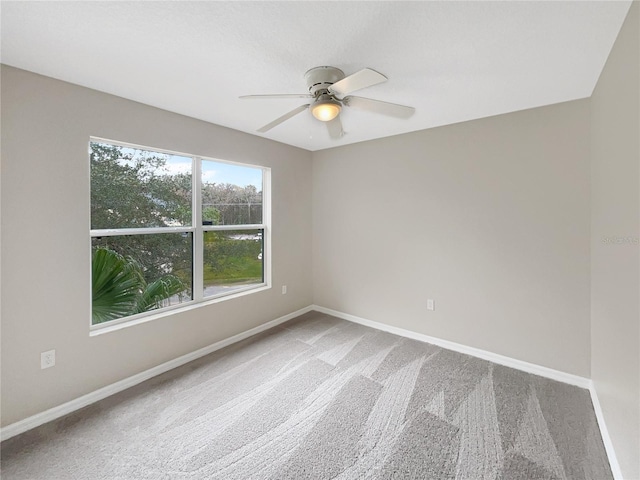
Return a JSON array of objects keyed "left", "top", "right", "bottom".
[
  {"left": 92, "top": 248, "right": 143, "bottom": 323},
  {"left": 133, "top": 275, "right": 187, "bottom": 314}
]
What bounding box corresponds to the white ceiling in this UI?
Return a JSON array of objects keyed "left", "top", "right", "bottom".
[{"left": 1, "top": 1, "right": 632, "bottom": 151}]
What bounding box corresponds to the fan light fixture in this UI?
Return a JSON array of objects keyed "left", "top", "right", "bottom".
[{"left": 311, "top": 95, "right": 341, "bottom": 122}]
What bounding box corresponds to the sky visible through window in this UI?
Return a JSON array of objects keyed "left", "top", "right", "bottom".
[
  {"left": 202, "top": 160, "right": 262, "bottom": 190},
  {"left": 116, "top": 146, "right": 262, "bottom": 190}
]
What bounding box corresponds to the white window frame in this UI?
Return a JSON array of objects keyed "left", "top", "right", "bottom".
[{"left": 89, "top": 137, "right": 271, "bottom": 333}]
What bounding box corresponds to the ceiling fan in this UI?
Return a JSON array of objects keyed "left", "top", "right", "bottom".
[{"left": 240, "top": 66, "right": 415, "bottom": 139}]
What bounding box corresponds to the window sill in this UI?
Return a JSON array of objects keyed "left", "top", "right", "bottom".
[{"left": 90, "top": 284, "right": 270, "bottom": 336}]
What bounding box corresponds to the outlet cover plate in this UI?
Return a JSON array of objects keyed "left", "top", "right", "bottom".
[{"left": 41, "top": 350, "right": 55, "bottom": 369}]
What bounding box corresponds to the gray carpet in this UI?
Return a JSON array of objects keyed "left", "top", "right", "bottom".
[{"left": 1, "top": 311, "right": 612, "bottom": 479}]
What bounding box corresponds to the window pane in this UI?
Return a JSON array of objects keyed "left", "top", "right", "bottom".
[
  {"left": 203, "top": 229, "right": 263, "bottom": 297},
  {"left": 202, "top": 160, "right": 262, "bottom": 225},
  {"left": 91, "top": 142, "right": 192, "bottom": 229},
  {"left": 91, "top": 233, "right": 193, "bottom": 324}
]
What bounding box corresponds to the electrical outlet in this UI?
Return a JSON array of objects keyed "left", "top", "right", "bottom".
[
  {"left": 282, "top": 285, "right": 287, "bottom": 295},
  {"left": 41, "top": 350, "right": 56, "bottom": 369},
  {"left": 427, "top": 299, "right": 435, "bottom": 311}
]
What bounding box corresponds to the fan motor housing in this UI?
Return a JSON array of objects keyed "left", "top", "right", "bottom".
[{"left": 305, "top": 66, "right": 345, "bottom": 96}]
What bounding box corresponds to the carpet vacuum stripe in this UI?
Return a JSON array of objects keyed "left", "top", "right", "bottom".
[{"left": 0, "top": 311, "right": 613, "bottom": 480}]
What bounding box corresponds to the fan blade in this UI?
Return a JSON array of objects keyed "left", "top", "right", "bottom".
[
  {"left": 343, "top": 96, "right": 415, "bottom": 118},
  {"left": 240, "top": 94, "right": 312, "bottom": 99},
  {"left": 328, "top": 68, "right": 387, "bottom": 97},
  {"left": 257, "top": 104, "right": 309, "bottom": 133},
  {"left": 326, "top": 116, "right": 343, "bottom": 140}
]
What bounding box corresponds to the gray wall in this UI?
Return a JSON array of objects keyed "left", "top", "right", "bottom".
[
  {"left": 312, "top": 100, "right": 592, "bottom": 377},
  {"left": 0, "top": 66, "right": 313, "bottom": 426},
  {"left": 590, "top": 2, "right": 640, "bottom": 478}
]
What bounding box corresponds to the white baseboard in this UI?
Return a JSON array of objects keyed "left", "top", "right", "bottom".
[
  {"left": 2, "top": 302, "right": 621, "bottom": 480},
  {"left": 0, "top": 305, "right": 312, "bottom": 442},
  {"left": 589, "top": 384, "right": 623, "bottom": 480},
  {"left": 312, "top": 305, "right": 591, "bottom": 388}
]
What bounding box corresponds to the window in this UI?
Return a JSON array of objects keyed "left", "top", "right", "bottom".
[{"left": 90, "top": 139, "right": 269, "bottom": 327}]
